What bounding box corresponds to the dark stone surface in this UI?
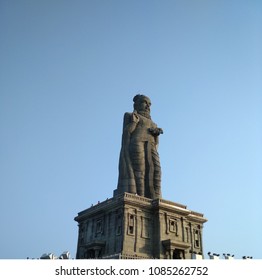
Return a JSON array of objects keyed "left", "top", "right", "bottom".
[
  {"left": 74, "top": 95, "right": 207, "bottom": 259},
  {"left": 116, "top": 95, "right": 163, "bottom": 199},
  {"left": 74, "top": 193, "right": 207, "bottom": 259}
]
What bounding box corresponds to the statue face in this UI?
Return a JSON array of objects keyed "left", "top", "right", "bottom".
[{"left": 137, "top": 96, "right": 151, "bottom": 114}]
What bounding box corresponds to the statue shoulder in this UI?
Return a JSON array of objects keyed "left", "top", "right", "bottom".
[
  {"left": 123, "top": 112, "right": 133, "bottom": 125},
  {"left": 124, "top": 112, "right": 133, "bottom": 118}
]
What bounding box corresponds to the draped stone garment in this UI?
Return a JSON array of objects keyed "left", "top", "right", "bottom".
[{"left": 117, "top": 112, "right": 161, "bottom": 199}]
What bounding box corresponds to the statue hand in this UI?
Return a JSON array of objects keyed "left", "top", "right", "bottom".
[
  {"left": 149, "top": 127, "right": 163, "bottom": 136},
  {"left": 158, "top": 128, "right": 163, "bottom": 134},
  {"left": 132, "top": 111, "right": 140, "bottom": 123}
]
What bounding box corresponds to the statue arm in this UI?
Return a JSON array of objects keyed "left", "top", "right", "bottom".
[
  {"left": 149, "top": 125, "right": 163, "bottom": 148},
  {"left": 123, "top": 112, "right": 139, "bottom": 135},
  {"left": 149, "top": 127, "right": 163, "bottom": 136}
]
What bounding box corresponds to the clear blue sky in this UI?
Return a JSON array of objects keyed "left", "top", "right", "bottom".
[{"left": 0, "top": 0, "right": 261, "bottom": 259}]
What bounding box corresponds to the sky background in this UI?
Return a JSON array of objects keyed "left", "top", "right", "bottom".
[{"left": 0, "top": 0, "right": 262, "bottom": 259}]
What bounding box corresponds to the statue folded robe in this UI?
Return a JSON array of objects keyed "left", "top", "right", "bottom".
[{"left": 117, "top": 112, "right": 162, "bottom": 199}]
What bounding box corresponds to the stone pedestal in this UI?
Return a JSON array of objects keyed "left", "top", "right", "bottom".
[{"left": 75, "top": 193, "right": 207, "bottom": 259}]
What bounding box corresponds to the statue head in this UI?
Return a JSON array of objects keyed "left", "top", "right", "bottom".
[{"left": 133, "top": 94, "right": 151, "bottom": 118}]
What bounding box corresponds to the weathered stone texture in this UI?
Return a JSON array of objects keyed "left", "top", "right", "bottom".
[
  {"left": 75, "top": 193, "right": 207, "bottom": 259},
  {"left": 116, "top": 95, "right": 163, "bottom": 199},
  {"left": 75, "top": 95, "right": 207, "bottom": 259}
]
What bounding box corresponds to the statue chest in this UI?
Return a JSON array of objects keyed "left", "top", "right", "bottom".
[{"left": 131, "top": 115, "right": 156, "bottom": 141}]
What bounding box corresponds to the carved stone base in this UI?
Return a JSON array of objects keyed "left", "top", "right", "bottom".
[{"left": 75, "top": 193, "right": 207, "bottom": 259}]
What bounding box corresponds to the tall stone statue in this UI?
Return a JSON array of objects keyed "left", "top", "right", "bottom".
[{"left": 116, "top": 95, "right": 163, "bottom": 199}]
